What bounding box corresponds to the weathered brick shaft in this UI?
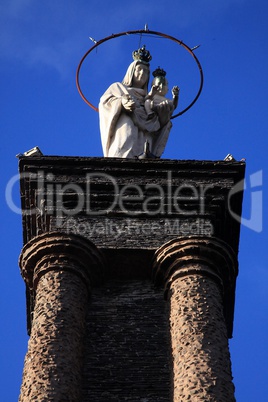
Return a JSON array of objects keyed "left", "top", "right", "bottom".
[
  {"left": 169, "top": 271, "right": 235, "bottom": 401},
  {"left": 19, "top": 269, "right": 88, "bottom": 401},
  {"left": 19, "top": 232, "right": 104, "bottom": 402},
  {"left": 153, "top": 237, "right": 238, "bottom": 401}
]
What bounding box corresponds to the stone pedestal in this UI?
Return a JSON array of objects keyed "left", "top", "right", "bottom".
[
  {"left": 18, "top": 156, "right": 245, "bottom": 400},
  {"left": 153, "top": 237, "right": 238, "bottom": 401},
  {"left": 18, "top": 232, "right": 104, "bottom": 402}
]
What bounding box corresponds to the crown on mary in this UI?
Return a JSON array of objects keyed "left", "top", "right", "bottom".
[
  {"left": 132, "top": 45, "right": 152, "bottom": 64},
  {"left": 152, "top": 66, "right": 166, "bottom": 78}
]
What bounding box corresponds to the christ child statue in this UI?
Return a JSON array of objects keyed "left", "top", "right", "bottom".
[{"left": 145, "top": 67, "right": 179, "bottom": 127}]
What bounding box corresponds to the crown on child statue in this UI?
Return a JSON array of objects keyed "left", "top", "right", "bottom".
[
  {"left": 132, "top": 45, "right": 152, "bottom": 64},
  {"left": 152, "top": 67, "right": 167, "bottom": 78}
]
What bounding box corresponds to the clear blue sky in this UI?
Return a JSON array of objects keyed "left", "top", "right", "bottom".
[{"left": 1, "top": 1, "right": 267, "bottom": 401}]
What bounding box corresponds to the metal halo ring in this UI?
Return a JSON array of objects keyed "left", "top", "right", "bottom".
[{"left": 76, "top": 29, "right": 204, "bottom": 118}]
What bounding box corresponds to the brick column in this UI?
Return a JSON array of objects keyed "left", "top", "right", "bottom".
[
  {"left": 152, "top": 237, "right": 238, "bottom": 402},
  {"left": 19, "top": 232, "right": 104, "bottom": 402}
]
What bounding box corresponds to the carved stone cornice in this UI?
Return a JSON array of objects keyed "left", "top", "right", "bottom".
[
  {"left": 19, "top": 232, "right": 105, "bottom": 292},
  {"left": 152, "top": 236, "right": 238, "bottom": 337}
]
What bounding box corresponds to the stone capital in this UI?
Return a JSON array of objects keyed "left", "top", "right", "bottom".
[
  {"left": 152, "top": 236, "right": 238, "bottom": 337},
  {"left": 19, "top": 232, "right": 105, "bottom": 291}
]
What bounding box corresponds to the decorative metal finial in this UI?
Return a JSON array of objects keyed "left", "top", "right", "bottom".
[
  {"left": 191, "top": 44, "right": 201, "bottom": 51},
  {"left": 89, "top": 36, "right": 97, "bottom": 44}
]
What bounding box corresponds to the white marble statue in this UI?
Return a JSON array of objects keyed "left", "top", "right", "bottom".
[{"left": 99, "top": 47, "right": 178, "bottom": 158}]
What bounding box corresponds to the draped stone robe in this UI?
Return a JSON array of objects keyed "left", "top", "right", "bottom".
[{"left": 99, "top": 82, "right": 172, "bottom": 158}]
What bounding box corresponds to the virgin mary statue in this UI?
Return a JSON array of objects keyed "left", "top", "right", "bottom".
[{"left": 99, "top": 46, "right": 173, "bottom": 158}]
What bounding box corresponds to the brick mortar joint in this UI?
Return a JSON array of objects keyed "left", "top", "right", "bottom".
[
  {"left": 33, "top": 255, "right": 92, "bottom": 292},
  {"left": 164, "top": 263, "right": 224, "bottom": 299}
]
